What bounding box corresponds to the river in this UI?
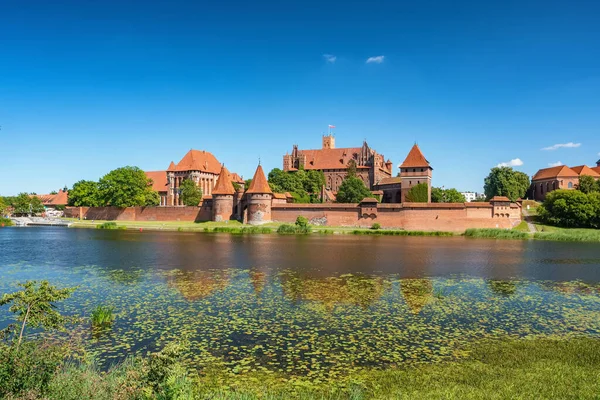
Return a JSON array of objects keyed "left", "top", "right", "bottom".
[{"left": 1, "top": 227, "right": 600, "bottom": 375}]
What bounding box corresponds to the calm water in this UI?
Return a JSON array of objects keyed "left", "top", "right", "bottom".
[{"left": 1, "top": 227, "right": 600, "bottom": 376}]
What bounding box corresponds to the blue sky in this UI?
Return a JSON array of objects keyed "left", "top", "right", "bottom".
[{"left": 1, "top": 0, "right": 599, "bottom": 195}]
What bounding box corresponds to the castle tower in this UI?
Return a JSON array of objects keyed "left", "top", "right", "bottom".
[
  {"left": 246, "top": 164, "right": 273, "bottom": 225},
  {"left": 212, "top": 166, "right": 235, "bottom": 222},
  {"left": 322, "top": 134, "right": 335, "bottom": 149},
  {"left": 597, "top": 159, "right": 600, "bottom": 167},
  {"left": 399, "top": 144, "right": 433, "bottom": 203}
]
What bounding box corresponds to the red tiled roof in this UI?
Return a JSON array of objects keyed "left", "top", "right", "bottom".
[
  {"left": 571, "top": 165, "right": 600, "bottom": 178},
  {"left": 377, "top": 176, "right": 402, "bottom": 185},
  {"left": 360, "top": 197, "right": 379, "bottom": 203},
  {"left": 230, "top": 172, "right": 244, "bottom": 184},
  {"left": 167, "top": 161, "right": 176, "bottom": 171},
  {"left": 273, "top": 193, "right": 287, "bottom": 199},
  {"left": 145, "top": 171, "right": 169, "bottom": 193},
  {"left": 592, "top": 166, "right": 600, "bottom": 174},
  {"left": 296, "top": 147, "right": 363, "bottom": 170},
  {"left": 400, "top": 144, "right": 430, "bottom": 168},
  {"left": 246, "top": 164, "right": 273, "bottom": 194},
  {"left": 490, "top": 196, "right": 511, "bottom": 202},
  {"left": 532, "top": 165, "right": 578, "bottom": 181},
  {"left": 36, "top": 190, "right": 69, "bottom": 206},
  {"left": 213, "top": 166, "right": 235, "bottom": 195},
  {"left": 171, "top": 150, "right": 222, "bottom": 174}
]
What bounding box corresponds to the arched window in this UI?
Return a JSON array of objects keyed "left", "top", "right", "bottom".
[{"left": 568, "top": 182, "right": 573, "bottom": 189}]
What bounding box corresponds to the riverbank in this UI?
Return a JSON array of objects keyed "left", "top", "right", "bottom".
[
  {"left": 3, "top": 337, "right": 599, "bottom": 399},
  {"left": 59, "top": 218, "right": 600, "bottom": 242}
]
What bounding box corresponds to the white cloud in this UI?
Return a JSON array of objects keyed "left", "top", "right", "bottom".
[
  {"left": 323, "top": 54, "right": 336, "bottom": 63},
  {"left": 366, "top": 55, "right": 385, "bottom": 64},
  {"left": 497, "top": 158, "right": 524, "bottom": 167},
  {"left": 541, "top": 142, "right": 581, "bottom": 151},
  {"left": 548, "top": 161, "right": 563, "bottom": 167}
]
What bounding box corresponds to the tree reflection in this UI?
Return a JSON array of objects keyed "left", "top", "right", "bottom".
[
  {"left": 487, "top": 280, "right": 518, "bottom": 297},
  {"left": 279, "top": 271, "right": 390, "bottom": 310},
  {"left": 249, "top": 268, "right": 268, "bottom": 295},
  {"left": 399, "top": 279, "right": 433, "bottom": 314},
  {"left": 167, "top": 270, "right": 230, "bottom": 301}
]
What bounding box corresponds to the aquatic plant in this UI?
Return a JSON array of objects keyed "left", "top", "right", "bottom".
[
  {"left": 209, "top": 226, "right": 272, "bottom": 234},
  {"left": 90, "top": 305, "right": 115, "bottom": 328}
]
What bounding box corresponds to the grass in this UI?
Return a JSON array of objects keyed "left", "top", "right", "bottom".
[
  {"left": 206, "top": 226, "right": 273, "bottom": 234},
  {"left": 512, "top": 221, "right": 530, "bottom": 232},
  {"left": 21, "top": 337, "right": 600, "bottom": 399},
  {"left": 351, "top": 229, "right": 454, "bottom": 236},
  {"left": 90, "top": 305, "right": 115, "bottom": 328},
  {"left": 464, "top": 228, "right": 530, "bottom": 240}
]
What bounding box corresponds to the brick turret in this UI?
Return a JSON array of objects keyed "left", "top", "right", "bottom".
[
  {"left": 399, "top": 144, "right": 433, "bottom": 203},
  {"left": 212, "top": 166, "right": 234, "bottom": 222},
  {"left": 246, "top": 164, "right": 273, "bottom": 225}
]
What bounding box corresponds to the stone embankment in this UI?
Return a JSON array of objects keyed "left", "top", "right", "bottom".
[{"left": 10, "top": 217, "right": 72, "bottom": 227}]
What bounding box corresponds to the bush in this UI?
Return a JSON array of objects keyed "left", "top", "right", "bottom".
[
  {"left": 295, "top": 216, "right": 309, "bottom": 228},
  {"left": 538, "top": 190, "right": 600, "bottom": 228},
  {"left": 371, "top": 223, "right": 381, "bottom": 230},
  {"left": 277, "top": 223, "right": 311, "bottom": 234},
  {"left": 0, "top": 217, "right": 13, "bottom": 227},
  {"left": 96, "top": 222, "right": 118, "bottom": 229}
]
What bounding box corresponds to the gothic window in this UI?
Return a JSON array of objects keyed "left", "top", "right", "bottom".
[{"left": 568, "top": 182, "right": 573, "bottom": 189}]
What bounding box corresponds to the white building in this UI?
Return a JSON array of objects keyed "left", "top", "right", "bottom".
[{"left": 461, "top": 192, "right": 485, "bottom": 202}]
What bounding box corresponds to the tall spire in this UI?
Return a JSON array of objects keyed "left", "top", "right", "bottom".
[
  {"left": 212, "top": 165, "right": 235, "bottom": 195},
  {"left": 246, "top": 164, "right": 272, "bottom": 194},
  {"left": 400, "top": 144, "right": 430, "bottom": 168}
]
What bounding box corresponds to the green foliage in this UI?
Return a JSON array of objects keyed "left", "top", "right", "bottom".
[
  {"left": 537, "top": 189, "right": 600, "bottom": 228},
  {"left": 487, "top": 280, "right": 518, "bottom": 297},
  {"left": 0, "top": 281, "right": 76, "bottom": 350},
  {"left": 576, "top": 175, "right": 599, "bottom": 194},
  {"left": 54, "top": 204, "right": 66, "bottom": 211},
  {"left": 232, "top": 181, "right": 241, "bottom": 191},
  {"left": 464, "top": 228, "right": 529, "bottom": 240},
  {"left": 0, "top": 197, "right": 8, "bottom": 216},
  {"left": 346, "top": 159, "right": 357, "bottom": 177},
  {"left": 0, "top": 340, "right": 71, "bottom": 398},
  {"left": 0, "top": 217, "right": 13, "bottom": 227},
  {"left": 208, "top": 226, "right": 272, "bottom": 234},
  {"left": 96, "top": 222, "right": 120, "bottom": 229},
  {"left": 277, "top": 223, "right": 311, "bottom": 234},
  {"left": 483, "top": 166, "right": 530, "bottom": 201},
  {"left": 50, "top": 190, "right": 58, "bottom": 195},
  {"left": 268, "top": 168, "right": 325, "bottom": 203},
  {"left": 431, "top": 187, "right": 466, "bottom": 203},
  {"left": 406, "top": 183, "right": 429, "bottom": 202},
  {"left": 98, "top": 166, "right": 159, "bottom": 207},
  {"left": 244, "top": 179, "right": 252, "bottom": 190},
  {"left": 371, "top": 222, "right": 381, "bottom": 230},
  {"left": 295, "top": 216, "right": 309, "bottom": 228},
  {"left": 90, "top": 305, "right": 115, "bottom": 328},
  {"left": 351, "top": 229, "right": 453, "bottom": 236},
  {"left": 68, "top": 180, "right": 101, "bottom": 207},
  {"left": 179, "top": 178, "right": 203, "bottom": 206},
  {"left": 534, "top": 229, "right": 600, "bottom": 242},
  {"left": 11, "top": 193, "right": 45, "bottom": 215},
  {"left": 335, "top": 176, "right": 371, "bottom": 203}
]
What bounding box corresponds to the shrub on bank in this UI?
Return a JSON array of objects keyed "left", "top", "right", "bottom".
[
  {"left": 464, "top": 228, "right": 529, "bottom": 240},
  {"left": 0, "top": 217, "right": 13, "bottom": 227},
  {"left": 96, "top": 222, "right": 121, "bottom": 230},
  {"left": 209, "top": 226, "right": 272, "bottom": 234},
  {"left": 277, "top": 224, "right": 311, "bottom": 234}
]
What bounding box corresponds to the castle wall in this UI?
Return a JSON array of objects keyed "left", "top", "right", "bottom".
[{"left": 64, "top": 204, "right": 212, "bottom": 222}]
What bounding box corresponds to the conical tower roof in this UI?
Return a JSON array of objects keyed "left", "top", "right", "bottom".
[
  {"left": 246, "top": 164, "right": 272, "bottom": 194},
  {"left": 167, "top": 161, "right": 176, "bottom": 171},
  {"left": 400, "top": 144, "right": 431, "bottom": 168},
  {"left": 212, "top": 166, "right": 235, "bottom": 195}
]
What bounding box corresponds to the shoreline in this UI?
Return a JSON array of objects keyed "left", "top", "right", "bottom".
[{"left": 29, "top": 218, "right": 599, "bottom": 243}]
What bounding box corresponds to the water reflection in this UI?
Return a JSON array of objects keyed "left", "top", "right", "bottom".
[
  {"left": 487, "top": 280, "right": 518, "bottom": 297},
  {"left": 399, "top": 279, "right": 434, "bottom": 314},
  {"left": 167, "top": 270, "right": 230, "bottom": 301}
]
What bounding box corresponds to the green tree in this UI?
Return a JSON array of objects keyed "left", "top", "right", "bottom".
[
  {"left": 98, "top": 166, "right": 159, "bottom": 207},
  {"left": 577, "top": 175, "right": 598, "bottom": 194},
  {"left": 12, "top": 193, "right": 44, "bottom": 215},
  {"left": 244, "top": 179, "right": 252, "bottom": 191},
  {"left": 68, "top": 180, "right": 101, "bottom": 207},
  {"left": 336, "top": 176, "right": 371, "bottom": 203},
  {"left": 346, "top": 160, "right": 357, "bottom": 178},
  {"left": 538, "top": 190, "right": 597, "bottom": 228},
  {"left": 406, "top": 183, "right": 429, "bottom": 202},
  {"left": 0, "top": 281, "right": 76, "bottom": 350},
  {"left": 304, "top": 170, "right": 326, "bottom": 195},
  {"left": 0, "top": 197, "right": 7, "bottom": 216},
  {"left": 179, "top": 179, "right": 203, "bottom": 206},
  {"left": 267, "top": 167, "right": 325, "bottom": 203},
  {"left": 483, "top": 167, "right": 530, "bottom": 201},
  {"left": 431, "top": 187, "right": 466, "bottom": 203}
]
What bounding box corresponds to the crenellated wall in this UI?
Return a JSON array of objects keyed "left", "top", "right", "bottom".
[{"left": 65, "top": 200, "right": 521, "bottom": 232}]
